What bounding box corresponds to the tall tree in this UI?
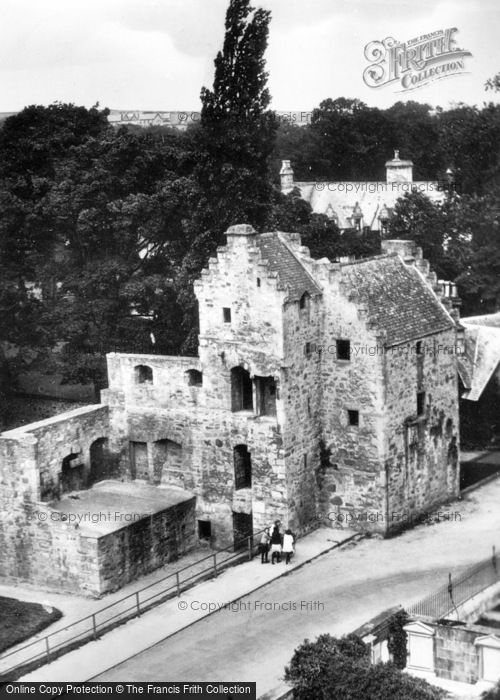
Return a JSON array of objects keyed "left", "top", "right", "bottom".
[
  {"left": 0, "top": 104, "right": 197, "bottom": 392},
  {"left": 178, "top": 0, "right": 278, "bottom": 353}
]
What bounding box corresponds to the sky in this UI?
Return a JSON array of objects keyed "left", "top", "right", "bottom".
[{"left": 1, "top": 0, "right": 499, "bottom": 114}]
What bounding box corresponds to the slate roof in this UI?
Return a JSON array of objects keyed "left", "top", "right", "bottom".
[
  {"left": 461, "top": 312, "right": 500, "bottom": 329},
  {"left": 458, "top": 320, "right": 500, "bottom": 401},
  {"left": 340, "top": 255, "right": 454, "bottom": 347},
  {"left": 256, "top": 233, "right": 321, "bottom": 302}
]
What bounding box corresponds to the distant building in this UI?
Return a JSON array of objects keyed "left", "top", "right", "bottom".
[
  {"left": 280, "top": 151, "right": 448, "bottom": 231},
  {"left": 108, "top": 110, "right": 312, "bottom": 130}
]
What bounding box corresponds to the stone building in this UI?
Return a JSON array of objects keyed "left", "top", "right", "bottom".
[
  {"left": 0, "top": 226, "right": 461, "bottom": 595},
  {"left": 280, "top": 151, "right": 447, "bottom": 231}
]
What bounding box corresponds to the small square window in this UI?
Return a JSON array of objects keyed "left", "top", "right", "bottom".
[
  {"left": 417, "top": 391, "right": 425, "bottom": 416},
  {"left": 348, "top": 410, "right": 359, "bottom": 427},
  {"left": 337, "top": 339, "right": 351, "bottom": 361},
  {"left": 223, "top": 307, "right": 231, "bottom": 323}
]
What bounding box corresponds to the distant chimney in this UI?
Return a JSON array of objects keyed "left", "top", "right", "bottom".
[
  {"left": 385, "top": 149, "right": 413, "bottom": 184},
  {"left": 280, "top": 160, "right": 294, "bottom": 194}
]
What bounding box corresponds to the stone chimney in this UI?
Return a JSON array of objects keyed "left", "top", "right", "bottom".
[
  {"left": 385, "top": 150, "right": 413, "bottom": 184},
  {"left": 381, "top": 239, "right": 418, "bottom": 261},
  {"left": 225, "top": 224, "right": 257, "bottom": 251},
  {"left": 280, "top": 160, "right": 295, "bottom": 194}
]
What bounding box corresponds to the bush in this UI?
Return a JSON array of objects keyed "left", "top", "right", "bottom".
[
  {"left": 285, "top": 633, "right": 444, "bottom": 700},
  {"left": 482, "top": 680, "right": 500, "bottom": 700},
  {"left": 387, "top": 609, "right": 410, "bottom": 669}
]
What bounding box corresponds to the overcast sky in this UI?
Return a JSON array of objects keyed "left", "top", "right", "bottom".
[{"left": 1, "top": 0, "right": 499, "bottom": 113}]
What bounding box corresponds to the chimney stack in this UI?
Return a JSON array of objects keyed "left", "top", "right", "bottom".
[
  {"left": 280, "top": 160, "right": 295, "bottom": 194},
  {"left": 385, "top": 149, "right": 414, "bottom": 184}
]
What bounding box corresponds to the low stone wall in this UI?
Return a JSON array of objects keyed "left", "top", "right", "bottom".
[
  {"left": 1, "top": 395, "right": 91, "bottom": 432},
  {"left": 95, "top": 496, "right": 196, "bottom": 595},
  {"left": 0, "top": 405, "right": 110, "bottom": 587}
]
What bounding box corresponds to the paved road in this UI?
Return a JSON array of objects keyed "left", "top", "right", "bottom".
[
  {"left": 95, "top": 476, "right": 500, "bottom": 696},
  {"left": 95, "top": 557, "right": 460, "bottom": 691}
]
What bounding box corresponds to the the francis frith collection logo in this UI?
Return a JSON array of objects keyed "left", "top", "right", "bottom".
[{"left": 363, "top": 28, "right": 472, "bottom": 91}]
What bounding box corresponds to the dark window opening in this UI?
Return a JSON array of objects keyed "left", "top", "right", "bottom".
[
  {"left": 305, "top": 342, "right": 312, "bottom": 357},
  {"left": 255, "top": 376, "right": 277, "bottom": 416},
  {"left": 198, "top": 520, "right": 212, "bottom": 541},
  {"left": 307, "top": 397, "right": 311, "bottom": 417},
  {"left": 61, "top": 453, "right": 84, "bottom": 493},
  {"left": 134, "top": 364, "right": 153, "bottom": 384},
  {"left": 231, "top": 366, "right": 253, "bottom": 412},
  {"left": 90, "top": 437, "right": 112, "bottom": 484},
  {"left": 299, "top": 292, "right": 310, "bottom": 311},
  {"left": 303, "top": 453, "right": 308, "bottom": 469},
  {"left": 416, "top": 341, "right": 422, "bottom": 355},
  {"left": 223, "top": 307, "right": 232, "bottom": 323},
  {"left": 234, "top": 444, "right": 252, "bottom": 489},
  {"left": 417, "top": 391, "right": 426, "bottom": 417},
  {"left": 348, "top": 410, "right": 359, "bottom": 427},
  {"left": 257, "top": 278, "right": 261, "bottom": 288},
  {"left": 337, "top": 340, "right": 351, "bottom": 361},
  {"left": 186, "top": 369, "right": 203, "bottom": 386}
]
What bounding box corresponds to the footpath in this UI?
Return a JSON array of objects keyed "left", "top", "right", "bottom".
[{"left": 1, "top": 527, "right": 358, "bottom": 681}]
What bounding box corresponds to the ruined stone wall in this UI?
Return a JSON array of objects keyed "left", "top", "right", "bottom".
[
  {"left": 96, "top": 497, "right": 196, "bottom": 594},
  {"left": 0, "top": 405, "right": 110, "bottom": 502},
  {"left": 384, "top": 328, "right": 460, "bottom": 531},
  {"left": 0, "top": 405, "right": 110, "bottom": 589},
  {"left": 103, "top": 231, "right": 291, "bottom": 547},
  {"left": 0, "top": 495, "right": 196, "bottom": 596}
]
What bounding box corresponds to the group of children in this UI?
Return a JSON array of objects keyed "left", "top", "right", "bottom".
[{"left": 258, "top": 520, "right": 295, "bottom": 565}]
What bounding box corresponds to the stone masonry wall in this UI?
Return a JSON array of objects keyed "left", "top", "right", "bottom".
[
  {"left": 104, "top": 228, "right": 292, "bottom": 546},
  {"left": 433, "top": 624, "right": 482, "bottom": 683},
  {"left": 306, "top": 259, "right": 387, "bottom": 533},
  {"left": 384, "top": 327, "right": 460, "bottom": 532},
  {"left": 280, "top": 294, "right": 323, "bottom": 534},
  {"left": 96, "top": 497, "right": 196, "bottom": 594},
  {"left": 0, "top": 406, "right": 109, "bottom": 588}
]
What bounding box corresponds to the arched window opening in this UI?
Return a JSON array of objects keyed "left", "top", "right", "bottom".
[{"left": 134, "top": 364, "right": 153, "bottom": 384}]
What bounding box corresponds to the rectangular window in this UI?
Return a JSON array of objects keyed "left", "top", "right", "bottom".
[
  {"left": 417, "top": 391, "right": 425, "bottom": 416},
  {"left": 305, "top": 342, "right": 312, "bottom": 357},
  {"left": 255, "top": 376, "right": 277, "bottom": 416},
  {"left": 336, "top": 339, "right": 351, "bottom": 361},
  {"left": 416, "top": 341, "right": 422, "bottom": 355},
  {"left": 348, "top": 410, "right": 359, "bottom": 427},
  {"left": 256, "top": 278, "right": 261, "bottom": 287},
  {"left": 303, "top": 453, "right": 308, "bottom": 469},
  {"left": 223, "top": 307, "right": 231, "bottom": 323}
]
